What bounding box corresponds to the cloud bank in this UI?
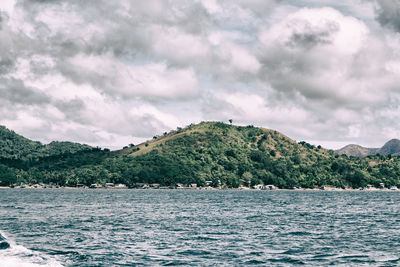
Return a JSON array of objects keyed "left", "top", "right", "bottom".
[{"left": 0, "top": 0, "right": 400, "bottom": 149}]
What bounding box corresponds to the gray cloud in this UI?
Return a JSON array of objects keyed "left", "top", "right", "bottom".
[
  {"left": 0, "top": 0, "right": 399, "bottom": 149},
  {"left": 257, "top": 7, "right": 397, "bottom": 109},
  {"left": 286, "top": 21, "right": 340, "bottom": 49},
  {"left": 0, "top": 58, "right": 14, "bottom": 74},
  {"left": 53, "top": 99, "right": 86, "bottom": 123},
  {"left": 375, "top": 0, "right": 400, "bottom": 31},
  {"left": 0, "top": 79, "right": 51, "bottom": 105}
]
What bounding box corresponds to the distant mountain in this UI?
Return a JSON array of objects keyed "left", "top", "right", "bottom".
[
  {"left": 335, "top": 144, "right": 378, "bottom": 157},
  {"left": 380, "top": 139, "right": 400, "bottom": 156},
  {"left": 336, "top": 139, "right": 400, "bottom": 157}
]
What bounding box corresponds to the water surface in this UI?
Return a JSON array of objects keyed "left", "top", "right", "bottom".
[{"left": 0, "top": 189, "right": 399, "bottom": 266}]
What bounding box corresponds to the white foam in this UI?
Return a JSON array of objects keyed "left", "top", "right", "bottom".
[{"left": 0, "top": 231, "right": 64, "bottom": 267}]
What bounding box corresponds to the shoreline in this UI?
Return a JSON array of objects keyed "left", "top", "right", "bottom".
[{"left": 0, "top": 186, "right": 398, "bottom": 191}]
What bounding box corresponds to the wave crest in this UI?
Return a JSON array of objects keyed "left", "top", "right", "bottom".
[{"left": 0, "top": 230, "right": 64, "bottom": 267}]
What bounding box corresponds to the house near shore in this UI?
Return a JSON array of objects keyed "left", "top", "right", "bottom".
[
  {"left": 265, "top": 185, "right": 276, "bottom": 190},
  {"left": 133, "top": 183, "right": 149, "bottom": 189},
  {"left": 252, "top": 184, "right": 276, "bottom": 190},
  {"left": 253, "top": 184, "right": 264, "bottom": 190},
  {"left": 150, "top": 184, "right": 160, "bottom": 189}
]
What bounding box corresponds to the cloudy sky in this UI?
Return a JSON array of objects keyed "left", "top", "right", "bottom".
[{"left": 1, "top": 0, "right": 400, "bottom": 149}]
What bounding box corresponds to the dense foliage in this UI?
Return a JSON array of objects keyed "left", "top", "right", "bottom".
[{"left": 1, "top": 122, "right": 400, "bottom": 189}]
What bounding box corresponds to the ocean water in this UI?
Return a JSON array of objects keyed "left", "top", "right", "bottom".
[{"left": 0, "top": 189, "right": 400, "bottom": 266}]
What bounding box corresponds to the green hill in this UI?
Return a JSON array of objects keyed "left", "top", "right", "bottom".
[
  {"left": 0, "top": 126, "right": 43, "bottom": 160},
  {"left": 103, "top": 122, "right": 400, "bottom": 189},
  {"left": 0, "top": 126, "right": 108, "bottom": 185},
  {"left": 111, "top": 122, "right": 339, "bottom": 188},
  {"left": 1, "top": 122, "right": 400, "bottom": 189},
  {"left": 0, "top": 126, "right": 94, "bottom": 160}
]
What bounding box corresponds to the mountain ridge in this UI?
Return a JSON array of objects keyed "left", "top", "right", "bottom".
[{"left": 336, "top": 139, "right": 400, "bottom": 157}]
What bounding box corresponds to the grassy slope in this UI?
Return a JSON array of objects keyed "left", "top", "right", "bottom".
[{"left": 120, "top": 122, "right": 327, "bottom": 158}]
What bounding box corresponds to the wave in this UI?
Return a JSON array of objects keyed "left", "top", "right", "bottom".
[{"left": 0, "top": 230, "right": 64, "bottom": 267}]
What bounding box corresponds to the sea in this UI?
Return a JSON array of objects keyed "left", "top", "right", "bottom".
[{"left": 0, "top": 189, "right": 400, "bottom": 266}]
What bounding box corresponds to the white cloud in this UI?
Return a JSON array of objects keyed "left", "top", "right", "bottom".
[
  {"left": 217, "top": 41, "right": 261, "bottom": 74},
  {"left": 258, "top": 7, "right": 400, "bottom": 107},
  {"left": 0, "top": 0, "right": 16, "bottom": 15},
  {"left": 201, "top": 0, "right": 222, "bottom": 14},
  {"left": 1, "top": 0, "right": 400, "bottom": 149},
  {"left": 151, "top": 25, "right": 211, "bottom": 65},
  {"left": 260, "top": 7, "right": 368, "bottom": 54},
  {"left": 67, "top": 53, "right": 200, "bottom": 100}
]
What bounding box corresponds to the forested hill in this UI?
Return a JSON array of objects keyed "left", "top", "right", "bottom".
[
  {"left": 0, "top": 126, "right": 93, "bottom": 160},
  {"left": 0, "top": 126, "right": 43, "bottom": 160},
  {"left": 1, "top": 122, "right": 400, "bottom": 189},
  {"left": 0, "top": 125, "right": 108, "bottom": 184}
]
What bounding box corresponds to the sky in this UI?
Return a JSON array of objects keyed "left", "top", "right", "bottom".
[{"left": 1, "top": 0, "right": 400, "bottom": 150}]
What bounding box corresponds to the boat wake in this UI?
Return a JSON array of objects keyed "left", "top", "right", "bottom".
[{"left": 0, "top": 231, "right": 63, "bottom": 267}]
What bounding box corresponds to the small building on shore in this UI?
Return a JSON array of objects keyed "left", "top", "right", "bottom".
[
  {"left": 253, "top": 184, "right": 264, "bottom": 190},
  {"left": 265, "top": 185, "right": 276, "bottom": 190},
  {"left": 150, "top": 184, "right": 160, "bottom": 189}
]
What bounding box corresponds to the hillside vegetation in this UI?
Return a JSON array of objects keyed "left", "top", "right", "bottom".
[
  {"left": 0, "top": 126, "right": 93, "bottom": 160},
  {"left": 1, "top": 122, "right": 400, "bottom": 189}
]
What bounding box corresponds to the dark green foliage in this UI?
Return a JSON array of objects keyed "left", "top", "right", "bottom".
[
  {"left": 0, "top": 164, "right": 17, "bottom": 186},
  {"left": 2, "top": 122, "right": 400, "bottom": 188},
  {"left": 225, "top": 149, "right": 236, "bottom": 158},
  {"left": 0, "top": 126, "right": 92, "bottom": 161}
]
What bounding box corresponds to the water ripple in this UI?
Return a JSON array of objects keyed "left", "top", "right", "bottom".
[{"left": 1, "top": 189, "right": 400, "bottom": 266}]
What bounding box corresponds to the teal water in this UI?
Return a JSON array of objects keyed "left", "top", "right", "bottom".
[{"left": 0, "top": 189, "right": 400, "bottom": 266}]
